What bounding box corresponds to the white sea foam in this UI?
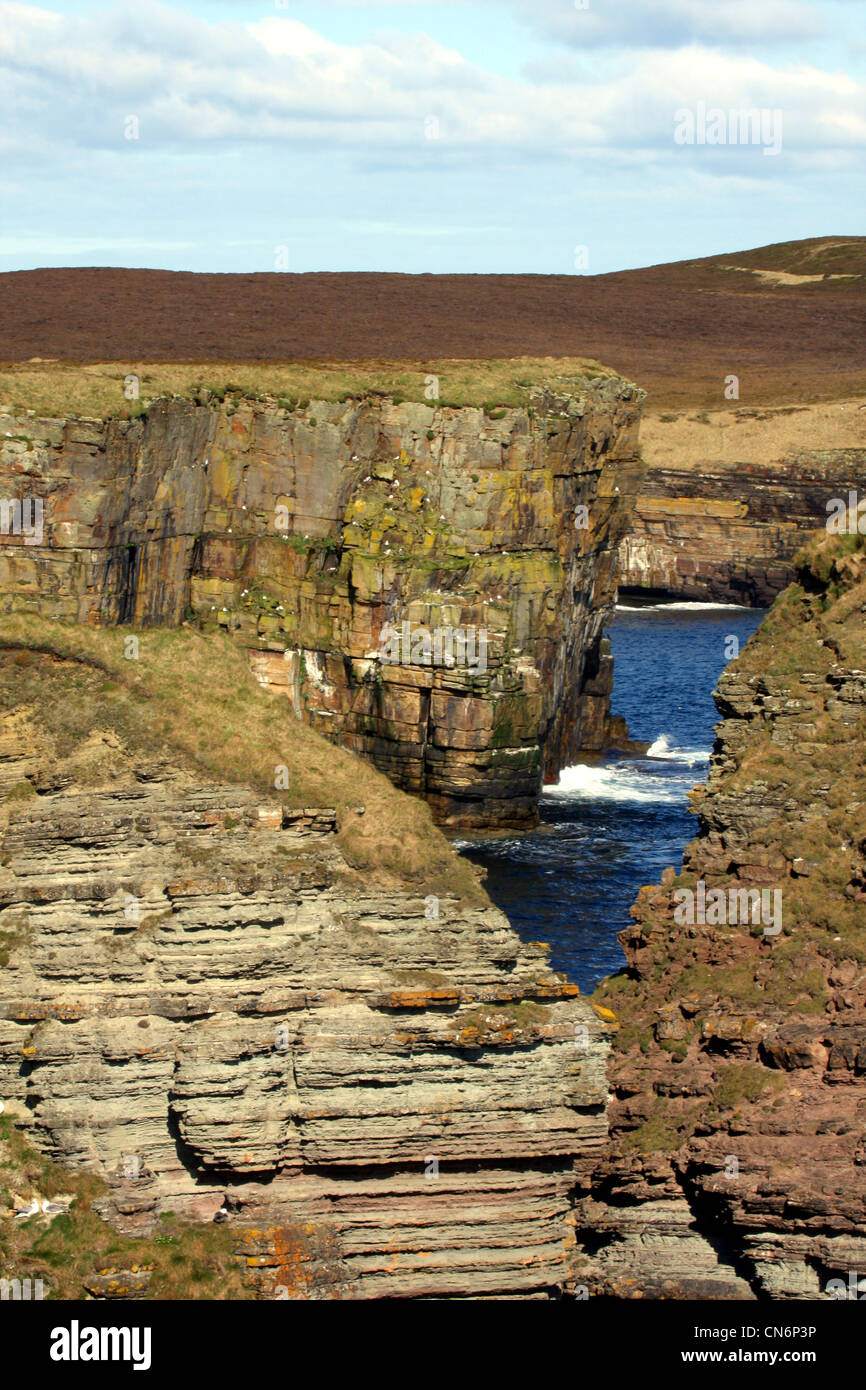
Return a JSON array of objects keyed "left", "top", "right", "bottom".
[
  {"left": 646, "top": 734, "right": 709, "bottom": 766},
  {"left": 664, "top": 601, "right": 754, "bottom": 611},
  {"left": 615, "top": 601, "right": 756, "bottom": 612},
  {"left": 544, "top": 760, "right": 686, "bottom": 805}
]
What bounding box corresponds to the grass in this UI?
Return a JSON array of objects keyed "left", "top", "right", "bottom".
[
  {"left": 713, "top": 1065, "right": 785, "bottom": 1112},
  {"left": 0, "top": 1117, "right": 252, "bottom": 1300},
  {"left": 701, "top": 236, "right": 866, "bottom": 280},
  {"left": 456, "top": 1000, "right": 552, "bottom": 1036},
  {"left": 639, "top": 395, "right": 866, "bottom": 473},
  {"left": 621, "top": 1100, "right": 704, "bottom": 1155},
  {"left": 0, "top": 617, "right": 485, "bottom": 902},
  {"left": 0, "top": 356, "right": 619, "bottom": 421}
]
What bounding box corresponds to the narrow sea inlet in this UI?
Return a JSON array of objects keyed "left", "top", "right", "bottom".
[{"left": 458, "top": 603, "right": 766, "bottom": 992}]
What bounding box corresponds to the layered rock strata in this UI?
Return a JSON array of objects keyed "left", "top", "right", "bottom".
[
  {"left": 0, "top": 679, "right": 611, "bottom": 1298},
  {"left": 0, "top": 383, "right": 643, "bottom": 826},
  {"left": 578, "top": 535, "right": 866, "bottom": 1298},
  {"left": 619, "top": 433, "right": 866, "bottom": 605}
]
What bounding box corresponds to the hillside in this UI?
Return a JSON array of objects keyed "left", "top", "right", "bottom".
[
  {"left": 1, "top": 236, "right": 864, "bottom": 408},
  {"left": 0, "top": 616, "right": 480, "bottom": 900}
]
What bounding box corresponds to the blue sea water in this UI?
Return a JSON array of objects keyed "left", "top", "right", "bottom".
[{"left": 457, "top": 603, "right": 766, "bottom": 992}]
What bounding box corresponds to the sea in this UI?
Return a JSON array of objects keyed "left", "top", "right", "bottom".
[{"left": 457, "top": 602, "right": 766, "bottom": 992}]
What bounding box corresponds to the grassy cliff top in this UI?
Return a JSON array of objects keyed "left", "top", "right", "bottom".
[
  {"left": 0, "top": 616, "right": 486, "bottom": 904},
  {"left": 0, "top": 357, "right": 619, "bottom": 422},
  {"left": 639, "top": 395, "right": 866, "bottom": 468}
]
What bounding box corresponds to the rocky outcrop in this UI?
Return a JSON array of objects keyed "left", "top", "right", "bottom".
[
  {"left": 617, "top": 404, "right": 866, "bottom": 604},
  {"left": 0, "top": 646, "right": 612, "bottom": 1299},
  {"left": 578, "top": 534, "right": 866, "bottom": 1299},
  {"left": 5, "top": 416, "right": 866, "bottom": 1302},
  {"left": 0, "top": 381, "right": 643, "bottom": 827}
]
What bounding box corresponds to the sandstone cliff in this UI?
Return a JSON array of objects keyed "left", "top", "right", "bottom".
[
  {"left": 3, "top": 434, "right": 865, "bottom": 1301},
  {"left": 0, "top": 380, "right": 642, "bottom": 827},
  {"left": 0, "top": 621, "right": 612, "bottom": 1299},
  {"left": 580, "top": 532, "right": 866, "bottom": 1298},
  {"left": 618, "top": 401, "right": 866, "bottom": 605}
]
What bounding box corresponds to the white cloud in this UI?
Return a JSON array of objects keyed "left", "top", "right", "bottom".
[{"left": 0, "top": 1, "right": 862, "bottom": 175}]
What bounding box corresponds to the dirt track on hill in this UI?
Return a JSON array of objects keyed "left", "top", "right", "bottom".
[{"left": 2, "top": 263, "right": 865, "bottom": 406}]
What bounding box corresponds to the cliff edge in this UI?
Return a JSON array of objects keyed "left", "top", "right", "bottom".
[
  {"left": 579, "top": 531, "right": 866, "bottom": 1298},
  {"left": 0, "top": 378, "right": 643, "bottom": 828},
  {"left": 0, "top": 620, "right": 611, "bottom": 1299}
]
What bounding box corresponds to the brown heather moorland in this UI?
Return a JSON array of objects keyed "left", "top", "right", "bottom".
[{"left": 1, "top": 236, "right": 865, "bottom": 409}]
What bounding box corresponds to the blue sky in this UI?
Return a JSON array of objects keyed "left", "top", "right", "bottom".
[{"left": 0, "top": 0, "right": 863, "bottom": 274}]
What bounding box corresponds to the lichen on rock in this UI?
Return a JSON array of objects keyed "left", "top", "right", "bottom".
[{"left": 0, "top": 379, "right": 644, "bottom": 828}]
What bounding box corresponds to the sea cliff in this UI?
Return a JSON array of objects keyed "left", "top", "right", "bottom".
[
  {"left": 618, "top": 401, "right": 866, "bottom": 605},
  {"left": 0, "top": 380, "right": 643, "bottom": 828},
  {"left": 0, "top": 621, "right": 612, "bottom": 1299},
  {"left": 581, "top": 532, "right": 866, "bottom": 1298}
]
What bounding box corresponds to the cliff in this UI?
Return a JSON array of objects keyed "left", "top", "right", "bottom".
[
  {"left": 4, "top": 410, "right": 865, "bottom": 1301},
  {"left": 618, "top": 401, "right": 866, "bottom": 605},
  {"left": 0, "top": 620, "right": 612, "bottom": 1299},
  {"left": 579, "top": 531, "right": 866, "bottom": 1298},
  {"left": 0, "top": 380, "right": 643, "bottom": 828}
]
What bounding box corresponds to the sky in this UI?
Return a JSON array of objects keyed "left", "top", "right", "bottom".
[{"left": 0, "top": 0, "right": 863, "bottom": 274}]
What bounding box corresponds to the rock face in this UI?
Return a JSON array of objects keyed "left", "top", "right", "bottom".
[
  {"left": 618, "top": 435, "right": 866, "bottom": 606},
  {"left": 4, "top": 415, "right": 865, "bottom": 1301},
  {"left": 578, "top": 535, "right": 866, "bottom": 1299},
  {"left": 0, "top": 383, "right": 643, "bottom": 827},
  {"left": 0, "top": 674, "right": 611, "bottom": 1299}
]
